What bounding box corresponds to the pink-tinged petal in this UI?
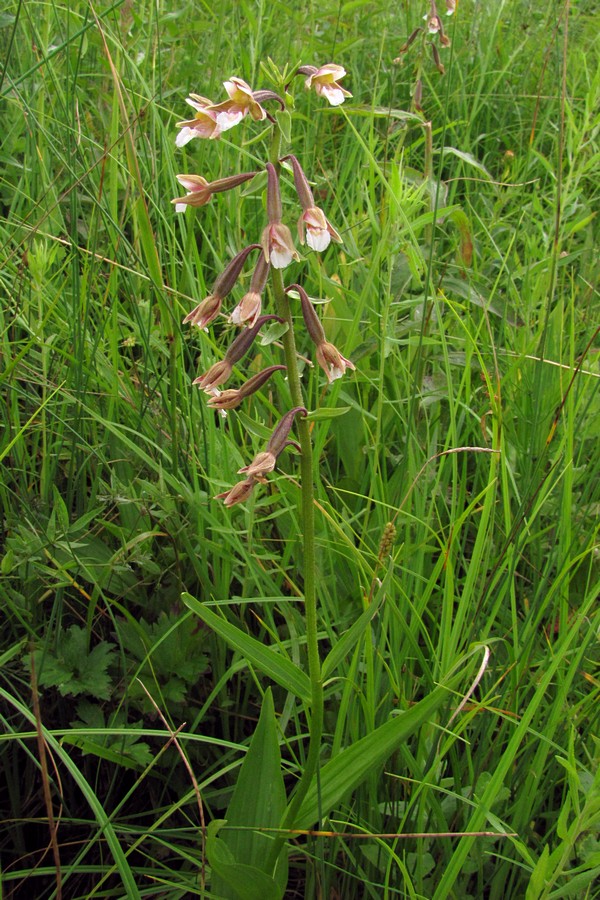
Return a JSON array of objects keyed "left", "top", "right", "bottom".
[
  {"left": 175, "top": 174, "right": 209, "bottom": 191},
  {"left": 314, "top": 63, "right": 347, "bottom": 81},
  {"left": 224, "top": 77, "right": 254, "bottom": 102},
  {"left": 186, "top": 94, "right": 214, "bottom": 110},
  {"left": 176, "top": 127, "right": 197, "bottom": 147},
  {"left": 183, "top": 294, "right": 222, "bottom": 329},
  {"left": 316, "top": 341, "right": 356, "bottom": 383},
  {"left": 316, "top": 84, "right": 347, "bottom": 106},
  {"left": 174, "top": 202, "right": 188, "bottom": 213},
  {"left": 306, "top": 227, "right": 331, "bottom": 252}
]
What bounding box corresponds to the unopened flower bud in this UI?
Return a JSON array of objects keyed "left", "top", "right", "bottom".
[
  {"left": 267, "top": 407, "right": 307, "bottom": 457},
  {"left": 431, "top": 43, "right": 445, "bottom": 75},
  {"left": 265, "top": 162, "right": 283, "bottom": 224},
  {"left": 225, "top": 314, "right": 283, "bottom": 365},
  {"left": 206, "top": 365, "right": 286, "bottom": 410},
  {"left": 283, "top": 154, "right": 315, "bottom": 209}
]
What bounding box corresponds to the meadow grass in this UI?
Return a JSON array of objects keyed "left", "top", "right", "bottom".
[{"left": 1, "top": 0, "right": 599, "bottom": 897}]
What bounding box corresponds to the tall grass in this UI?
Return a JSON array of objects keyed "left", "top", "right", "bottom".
[{"left": 1, "top": 0, "right": 598, "bottom": 897}]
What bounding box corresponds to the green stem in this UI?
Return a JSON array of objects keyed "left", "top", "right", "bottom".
[{"left": 267, "top": 266, "right": 323, "bottom": 872}]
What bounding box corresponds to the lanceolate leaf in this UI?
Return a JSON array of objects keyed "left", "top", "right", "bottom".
[
  {"left": 181, "top": 593, "right": 311, "bottom": 702},
  {"left": 207, "top": 821, "right": 282, "bottom": 900},
  {"left": 295, "top": 683, "right": 453, "bottom": 830},
  {"left": 212, "top": 689, "right": 287, "bottom": 898}
]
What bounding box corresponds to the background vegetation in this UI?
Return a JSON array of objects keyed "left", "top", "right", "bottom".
[{"left": 1, "top": 0, "right": 598, "bottom": 897}]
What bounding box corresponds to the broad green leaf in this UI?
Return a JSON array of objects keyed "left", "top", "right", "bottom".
[
  {"left": 213, "top": 689, "right": 287, "bottom": 898},
  {"left": 296, "top": 683, "right": 452, "bottom": 829},
  {"left": 207, "top": 820, "right": 282, "bottom": 900},
  {"left": 181, "top": 593, "right": 311, "bottom": 702}
]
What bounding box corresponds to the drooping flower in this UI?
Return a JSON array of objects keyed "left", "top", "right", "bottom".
[
  {"left": 238, "top": 407, "right": 306, "bottom": 481},
  {"left": 238, "top": 450, "right": 277, "bottom": 480},
  {"left": 209, "top": 77, "right": 267, "bottom": 132},
  {"left": 215, "top": 477, "right": 257, "bottom": 507},
  {"left": 315, "top": 341, "right": 356, "bottom": 383},
  {"left": 298, "top": 64, "right": 352, "bottom": 106},
  {"left": 288, "top": 283, "right": 355, "bottom": 384},
  {"left": 261, "top": 222, "right": 299, "bottom": 269},
  {"left": 261, "top": 164, "right": 299, "bottom": 269},
  {"left": 183, "top": 244, "right": 261, "bottom": 328},
  {"left": 172, "top": 171, "right": 258, "bottom": 213},
  {"left": 193, "top": 358, "right": 233, "bottom": 392},
  {"left": 194, "top": 315, "right": 283, "bottom": 394},
  {"left": 282, "top": 155, "right": 342, "bottom": 253},
  {"left": 424, "top": 0, "right": 442, "bottom": 33},
  {"left": 175, "top": 95, "right": 221, "bottom": 146},
  {"left": 183, "top": 293, "right": 223, "bottom": 329},
  {"left": 299, "top": 206, "right": 342, "bottom": 252},
  {"left": 206, "top": 365, "right": 286, "bottom": 410},
  {"left": 230, "top": 253, "right": 270, "bottom": 327}
]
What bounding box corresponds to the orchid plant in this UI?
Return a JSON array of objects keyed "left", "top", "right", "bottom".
[{"left": 173, "top": 61, "right": 354, "bottom": 894}]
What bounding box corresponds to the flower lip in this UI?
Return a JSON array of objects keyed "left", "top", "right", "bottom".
[{"left": 299, "top": 207, "right": 343, "bottom": 252}]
